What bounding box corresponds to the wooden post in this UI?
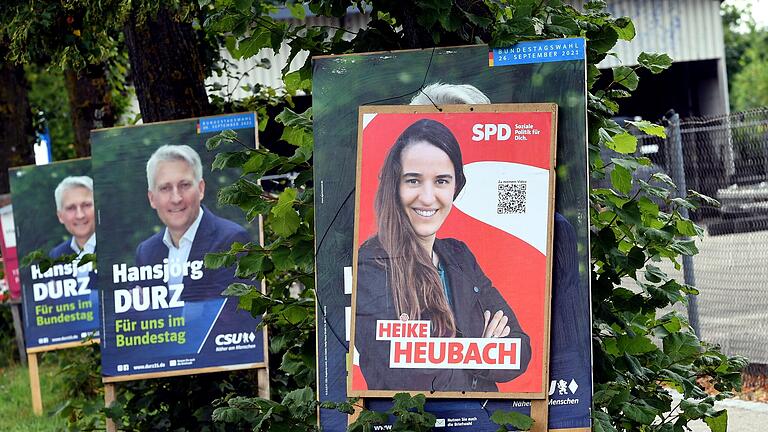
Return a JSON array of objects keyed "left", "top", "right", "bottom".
[
  {"left": 530, "top": 398, "right": 549, "bottom": 432},
  {"left": 10, "top": 300, "right": 26, "bottom": 366},
  {"left": 348, "top": 398, "right": 363, "bottom": 425},
  {"left": 105, "top": 383, "right": 117, "bottom": 432},
  {"left": 27, "top": 353, "right": 42, "bottom": 415},
  {"left": 257, "top": 368, "right": 270, "bottom": 399}
]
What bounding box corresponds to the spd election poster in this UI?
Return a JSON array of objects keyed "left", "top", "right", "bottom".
[
  {"left": 92, "top": 113, "right": 267, "bottom": 380},
  {"left": 350, "top": 106, "right": 557, "bottom": 399},
  {"left": 313, "top": 38, "right": 591, "bottom": 431},
  {"left": 9, "top": 159, "right": 100, "bottom": 351}
]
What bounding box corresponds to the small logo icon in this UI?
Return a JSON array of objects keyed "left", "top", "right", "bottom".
[{"left": 215, "top": 332, "right": 257, "bottom": 346}]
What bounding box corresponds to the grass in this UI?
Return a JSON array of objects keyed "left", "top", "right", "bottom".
[{"left": 0, "top": 362, "right": 70, "bottom": 431}]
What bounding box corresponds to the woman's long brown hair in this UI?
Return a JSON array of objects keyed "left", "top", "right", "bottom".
[{"left": 374, "top": 119, "right": 466, "bottom": 337}]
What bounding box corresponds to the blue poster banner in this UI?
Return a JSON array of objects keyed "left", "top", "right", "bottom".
[
  {"left": 197, "top": 113, "right": 256, "bottom": 134},
  {"left": 313, "top": 39, "right": 591, "bottom": 431},
  {"left": 9, "top": 159, "right": 100, "bottom": 351},
  {"left": 489, "top": 38, "right": 586, "bottom": 67},
  {"left": 92, "top": 113, "right": 266, "bottom": 379}
]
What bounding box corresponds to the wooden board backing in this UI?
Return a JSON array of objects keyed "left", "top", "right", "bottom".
[{"left": 26, "top": 337, "right": 99, "bottom": 354}]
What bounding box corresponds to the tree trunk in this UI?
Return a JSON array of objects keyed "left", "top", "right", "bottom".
[
  {"left": 0, "top": 46, "right": 35, "bottom": 194},
  {"left": 123, "top": 7, "right": 210, "bottom": 123},
  {"left": 64, "top": 64, "right": 116, "bottom": 157}
]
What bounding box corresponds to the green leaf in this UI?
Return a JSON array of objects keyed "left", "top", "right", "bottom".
[
  {"left": 21, "top": 249, "right": 47, "bottom": 268},
  {"left": 662, "top": 317, "right": 682, "bottom": 333},
  {"left": 289, "top": 143, "right": 313, "bottom": 164},
  {"left": 617, "top": 334, "right": 657, "bottom": 355},
  {"left": 463, "top": 10, "right": 492, "bottom": 28},
  {"left": 637, "top": 197, "right": 660, "bottom": 218},
  {"left": 626, "top": 120, "right": 667, "bottom": 138},
  {"left": 206, "top": 129, "right": 238, "bottom": 150},
  {"left": 281, "top": 126, "right": 313, "bottom": 148},
  {"left": 669, "top": 239, "right": 698, "bottom": 256},
  {"left": 280, "top": 351, "right": 307, "bottom": 375},
  {"left": 593, "top": 389, "right": 620, "bottom": 405},
  {"left": 490, "top": 410, "right": 534, "bottom": 430},
  {"left": 645, "top": 265, "right": 668, "bottom": 283},
  {"left": 638, "top": 52, "right": 673, "bottom": 74},
  {"left": 612, "top": 17, "right": 635, "bottom": 41},
  {"left": 237, "top": 29, "right": 271, "bottom": 59},
  {"left": 650, "top": 172, "right": 676, "bottom": 188},
  {"left": 676, "top": 219, "right": 699, "bottom": 237},
  {"left": 283, "top": 67, "right": 312, "bottom": 94},
  {"left": 621, "top": 401, "right": 658, "bottom": 424},
  {"left": 610, "top": 164, "right": 632, "bottom": 194},
  {"left": 587, "top": 25, "right": 619, "bottom": 57},
  {"left": 236, "top": 252, "right": 266, "bottom": 278},
  {"left": 287, "top": 3, "right": 306, "bottom": 19},
  {"left": 270, "top": 188, "right": 300, "bottom": 237},
  {"left": 704, "top": 410, "right": 728, "bottom": 432},
  {"left": 77, "top": 253, "right": 97, "bottom": 268},
  {"left": 270, "top": 246, "right": 295, "bottom": 271},
  {"left": 687, "top": 190, "right": 720, "bottom": 208},
  {"left": 593, "top": 413, "right": 618, "bottom": 432},
  {"left": 587, "top": 64, "right": 602, "bottom": 88},
  {"left": 242, "top": 152, "right": 281, "bottom": 177},
  {"left": 282, "top": 304, "right": 310, "bottom": 324},
  {"left": 212, "top": 151, "right": 250, "bottom": 170},
  {"left": 275, "top": 107, "right": 312, "bottom": 130},
  {"left": 606, "top": 132, "right": 638, "bottom": 154},
  {"left": 664, "top": 332, "right": 701, "bottom": 362},
  {"left": 585, "top": 0, "right": 607, "bottom": 10},
  {"left": 242, "top": 290, "right": 272, "bottom": 315},
  {"left": 205, "top": 11, "right": 248, "bottom": 34},
  {"left": 204, "top": 252, "right": 234, "bottom": 269},
  {"left": 224, "top": 35, "right": 239, "bottom": 58},
  {"left": 613, "top": 66, "right": 639, "bottom": 91},
  {"left": 437, "top": 10, "right": 462, "bottom": 32},
  {"left": 221, "top": 283, "right": 256, "bottom": 297}
]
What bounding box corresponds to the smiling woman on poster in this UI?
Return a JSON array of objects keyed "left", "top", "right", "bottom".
[{"left": 354, "top": 118, "right": 532, "bottom": 393}]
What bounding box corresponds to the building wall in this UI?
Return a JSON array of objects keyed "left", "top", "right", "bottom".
[
  {"left": 576, "top": 0, "right": 726, "bottom": 68},
  {"left": 206, "top": 13, "right": 370, "bottom": 101},
  {"left": 205, "top": 1, "right": 728, "bottom": 115}
]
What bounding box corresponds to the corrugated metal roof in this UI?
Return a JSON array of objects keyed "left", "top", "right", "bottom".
[
  {"left": 206, "top": 0, "right": 725, "bottom": 94},
  {"left": 568, "top": 0, "right": 725, "bottom": 68},
  {"left": 206, "top": 16, "right": 337, "bottom": 100},
  {"left": 205, "top": 14, "right": 371, "bottom": 99}
]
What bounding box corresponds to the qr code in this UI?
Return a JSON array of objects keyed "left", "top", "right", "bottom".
[{"left": 497, "top": 180, "right": 527, "bottom": 214}]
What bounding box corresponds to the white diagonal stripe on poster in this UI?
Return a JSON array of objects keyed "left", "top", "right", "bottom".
[
  {"left": 453, "top": 161, "right": 549, "bottom": 255},
  {"left": 362, "top": 113, "right": 377, "bottom": 129}
]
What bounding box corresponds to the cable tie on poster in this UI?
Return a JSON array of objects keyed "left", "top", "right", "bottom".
[
  {"left": 360, "top": 47, "right": 437, "bottom": 106},
  {"left": 416, "top": 87, "right": 441, "bottom": 112}
]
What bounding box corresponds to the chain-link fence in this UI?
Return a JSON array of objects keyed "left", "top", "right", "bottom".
[{"left": 633, "top": 108, "right": 768, "bottom": 366}]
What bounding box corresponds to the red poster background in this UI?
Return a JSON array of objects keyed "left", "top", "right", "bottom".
[
  {"left": 353, "top": 110, "right": 553, "bottom": 393},
  {"left": 0, "top": 208, "right": 21, "bottom": 300}
]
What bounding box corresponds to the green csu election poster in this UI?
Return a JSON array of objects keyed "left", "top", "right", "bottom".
[
  {"left": 92, "top": 113, "right": 267, "bottom": 380},
  {"left": 9, "top": 158, "right": 99, "bottom": 352},
  {"left": 313, "top": 38, "right": 591, "bottom": 431}
]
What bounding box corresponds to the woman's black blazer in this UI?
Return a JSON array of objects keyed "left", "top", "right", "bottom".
[{"left": 354, "top": 236, "right": 532, "bottom": 392}]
